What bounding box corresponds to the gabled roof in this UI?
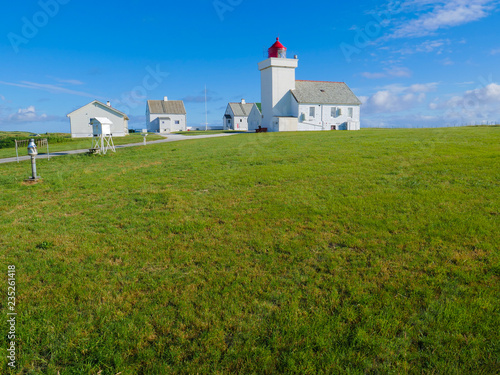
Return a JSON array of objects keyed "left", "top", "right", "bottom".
[
  {"left": 228, "top": 102, "right": 255, "bottom": 117},
  {"left": 291, "top": 81, "right": 362, "bottom": 105},
  {"left": 66, "top": 100, "right": 129, "bottom": 120},
  {"left": 90, "top": 117, "right": 113, "bottom": 125},
  {"left": 148, "top": 100, "right": 186, "bottom": 115}
]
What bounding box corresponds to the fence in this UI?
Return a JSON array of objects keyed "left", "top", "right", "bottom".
[{"left": 15, "top": 138, "right": 50, "bottom": 163}]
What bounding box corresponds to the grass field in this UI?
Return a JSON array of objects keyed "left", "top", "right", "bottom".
[
  {"left": 173, "top": 130, "right": 246, "bottom": 136},
  {"left": 0, "top": 127, "right": 498, "bottom": 374},
  {"left": 0, "top": 133, "right": 165, "bottom": 159}
]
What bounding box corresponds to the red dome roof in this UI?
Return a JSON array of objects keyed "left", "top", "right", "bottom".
[
  {"left": 270, "top": 37, "right": 285, "bottom": 49},
  {"left": 268, "top": 37, "right": 287, "bottom": 58}
]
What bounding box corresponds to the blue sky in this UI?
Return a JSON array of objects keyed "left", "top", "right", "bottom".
[{"left": 1, "top": 0, "right": 500, "bottom": 132}]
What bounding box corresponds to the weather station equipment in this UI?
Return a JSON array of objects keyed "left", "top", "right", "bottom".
[
  {"left": 89, "top": 117, "right": 115, "bottom": 154},
  {"left": 25, "top": 139, "right": 41, "bottom": 181}
]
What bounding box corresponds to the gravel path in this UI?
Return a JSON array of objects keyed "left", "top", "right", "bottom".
[{"left": 0, "top": 133, "right": 240, "bottom": 164}]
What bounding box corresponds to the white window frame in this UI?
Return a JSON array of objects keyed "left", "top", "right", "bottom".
[
  {"left": 309, "top": 107, "right": 315, "bottom": 117},
  {"left": 348, "top": 107, "right": 353, "bottom": 118}
]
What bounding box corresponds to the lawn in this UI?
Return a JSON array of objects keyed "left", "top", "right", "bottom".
[
  {"left": 173, "top": 130, "right": 246, "bottom": 136},
  {"left": 0, "top": 127, "right": 498, "bottom": 374},
  {"left": 0, "top": 133, "right": 165, "bottom": 159}
]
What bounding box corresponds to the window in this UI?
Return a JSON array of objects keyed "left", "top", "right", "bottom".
[
  {"left": 332, "top": 107, "right": 343, "bottom": 118},
  {"left": 309, "top": 107, "right": 315, "bottom": 117},
  {"left": 240, "top": 119, "right": 243, "bottom": 122},
  {"left": 348, "top": 108, "right": 353, "bottom": 118},
  {"left": 175, "top": 120, "right": 180, "bottom": 125}
]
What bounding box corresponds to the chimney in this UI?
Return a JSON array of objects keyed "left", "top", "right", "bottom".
[
  {"left": 294, "top": 55, "right": 298, "bottom": 59},
  {"left": 241, "top": 99, "right": 246, "bottom": 104},
  {"left": 164, "top": 96, "right": 168, "bottom": 101},
  {"left": 107, "top": 101, "right": 111, "bottom": 106}
]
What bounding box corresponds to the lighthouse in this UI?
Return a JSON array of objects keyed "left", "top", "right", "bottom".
[{"left": 258, "top": 38, "right": 298, "bottom": 130}]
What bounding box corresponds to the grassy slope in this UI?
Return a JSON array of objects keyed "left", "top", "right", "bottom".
[
  {"left": 173, "top": 130, "right": 246, "bottom": 136},
  {"left": 0, "top": 128, "right": 498, "bottom": 374},
  {"left": 0, "top": 133, "right": 165, "bottom": 159}
]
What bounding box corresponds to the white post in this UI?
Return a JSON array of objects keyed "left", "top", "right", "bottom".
[{"left": 205, "top": 84, "right": 208, "bottom": 131}]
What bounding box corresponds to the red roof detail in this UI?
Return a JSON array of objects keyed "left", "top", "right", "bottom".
[
  {"left": 271, "top": 37, "right": 285, "bottom": 49},
  {"left": 268, "top": 37, "right": 287, "bottom": 58}
]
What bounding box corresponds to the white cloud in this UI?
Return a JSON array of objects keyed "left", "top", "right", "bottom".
[
  {"left": 491, "top": 48, "right": 500, "bottom": 55},
  {"left": 431, "top": 83, "right": 500, "bottom": 122},
  {"left": 6, "top": 106, "right": 52, "bottom": 123},
  {"left": 387, "top": 0, "right": 497, "bottom": 39},
  {"left": 394, "top": 39, "right": 452, "bottom": 55},
  {"left": 361, "top": 82, "right": 438, "bottom": 113},
  {"left": 49, "top": 77, "right": 85, "bottom": 85},
  {"left": 0, "top": 80, "right": 104, "bottom": 100},
  {"left": 440, "top": 58, "right": 454, "bottom": 65},
  {"left": 361, "top": 67, "right": 412, "bottom": 79}
]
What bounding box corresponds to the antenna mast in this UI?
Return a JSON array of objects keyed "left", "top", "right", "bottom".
[{"left": 205, "top": 84, "right": 208, "bottom": 131}]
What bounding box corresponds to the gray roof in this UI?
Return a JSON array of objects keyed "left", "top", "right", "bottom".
[
  {"left": 291, "top": 81, "right": 362, "bottom": 105},
  {"left": 228, "top": 102, "right": 255, "bottom": 117},
  {"left": 148, "top": 100, "right": 186, "bottom": 115},
  {"left": 67, "top": 100, "right": 129, "bottom": 120}
]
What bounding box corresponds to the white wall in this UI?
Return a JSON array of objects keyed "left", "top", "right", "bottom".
[
  {"left": 149, "top": 114, "right": 186, "bottom": 133},
  {"left": 259, "top": 58, "right": 298, "bottom": 128},
  {"left": 69, "top": 102, "right": 128, "bottom": 138},
  {"left": 248, "top": 105, "right": 262, "bottom": 132},
  {"left": 223, "top": 105, "right": 249, "bottom": 130},
  {"left": 223, "top": 105, "right": 233, "bottom": 130},
  {"left": 296, "top": 103, "right": 360, "bottom": 131}
]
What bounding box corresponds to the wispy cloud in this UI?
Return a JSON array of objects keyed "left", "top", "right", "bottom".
[
  {"left": 491, "top": 48, "right": 500, "bottom": 55},
  {"left": 182, "top": 89, "right": 222, "bottom": 103},
  {"left": 46, "top": 76, "right": 85, "bottom": 85},
  {"left": 0, "top": 80, "right": 105, "bottom": 100},
  {"left": 393, "top": 39, "right": 452, "bottom": 55},
  {"left": 386, "top": 0, "right": 497, "bottom": 39},
  {"left": 361, "top": 67, "right": 412, "bottom": 79}
]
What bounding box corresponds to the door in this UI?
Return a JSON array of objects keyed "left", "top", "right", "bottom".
[{"left": 161, "top": 118, "right": 171, "bottom": 133}]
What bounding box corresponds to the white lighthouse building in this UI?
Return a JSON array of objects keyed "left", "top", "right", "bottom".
[{"left": 258, "top": 38, "right": 361, "bottom": 132}]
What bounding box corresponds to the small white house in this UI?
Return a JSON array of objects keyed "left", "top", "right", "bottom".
[
  {"left": 247, "top": 103, "right": 262, "bottom": 132},
  {"left": 67, "top": 100, "right": 129, "bottom": 138},
  {"left": 223, "top": 100, "right": 255, "bottom": 131},
  {"left": 292, "top": 80, "right": 361, "bottom": 131},
  {"left": 146, "top": 97, "right": 186, "bottom": 133},
  {"left": 258, "top": 38, "right": 361, "bottom": 132}
]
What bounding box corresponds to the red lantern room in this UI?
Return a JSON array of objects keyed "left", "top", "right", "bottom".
[{"left": 268, "top": 37, "right": 287, "bottom": 58}]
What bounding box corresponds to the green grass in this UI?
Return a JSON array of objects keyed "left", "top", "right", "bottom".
[
  {"left": 174, "top": 130, "right": 246, "bottom": 136},
  {"left": 0, "top": 133, "right": 165, "bottom": 159},
  {"left": 0, "top": 127, "right": 498, "bottom": 374}
]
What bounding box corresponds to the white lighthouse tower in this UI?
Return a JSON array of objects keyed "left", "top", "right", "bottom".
[{"left": 258, "top": 38, "right": 299, "bottom": 131}]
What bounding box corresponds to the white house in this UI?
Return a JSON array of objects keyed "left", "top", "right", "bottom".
[
  {"left": 247, "top": 103, "right": 262, "bottom": 132},
  {"left": 223, "top": 99, "right": 256, "bottom": 130},
  {"left": 67, "top": 100, "right": 129, "bottom": 138},
  {"left": 146, "top": 97, "right": 186, "bottom": 133},
  {"left": 258, "top": 38, "right": 361, "bottom": 132}
]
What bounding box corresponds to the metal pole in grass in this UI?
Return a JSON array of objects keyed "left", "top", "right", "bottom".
[{"left": 26, "top": 139, "right": 40, "bottom": 181}]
